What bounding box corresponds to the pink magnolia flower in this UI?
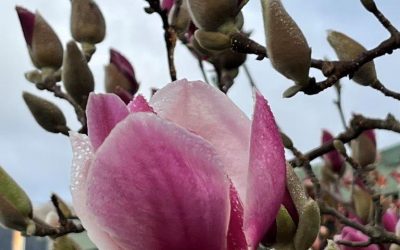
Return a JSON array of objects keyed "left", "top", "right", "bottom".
[
  {"left": 335, "top": 227, "right": 379, "bottom": 250},
  {"left": 70, "top": 80, "right": 286, "bottom": 249},
  {"left": 322, "top": 130, "right": 345, "bottom": 175}
]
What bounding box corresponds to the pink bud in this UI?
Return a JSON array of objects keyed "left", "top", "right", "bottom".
[
  {"left": 16, "top": 6, "right": 63, "bottom": 70},
  {"left": 110, "top": 49, "right": 139, "bottom": 93},
  {"left": 161, "top": 0, "right": 174, "bottom": 11},
  {"left": 105, "top": 49, "right": 139, "bottom": 103},
  {"left": 15, "top": 6, "right": 35, "bottom": 47},
  {"left": 322, "top": 130, "right": 345, "bottom": 175}
]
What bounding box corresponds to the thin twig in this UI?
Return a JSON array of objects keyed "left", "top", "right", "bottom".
[
  {"left": 370, "top": 80, "right": 400, "bottom": 101},
  {"left": 30, "top": 217, "right": 85, "bottom": 238},
  {"left": 290, "top": 114, "right": 400, "bottom": 167},
  {"left": 334, "top": 82, "right": 348, "bottom": 130},
  {"left": 243, "top": 63, "right": 258, "bottom": 90},
  {"left": 38, "top": 75, "right": 87, "bottom": 133},
  {"left": 360, "top": 0, "right": 398, "bottom": 35},
  {"left": 198, "top": 59, "right": 209, "bottom": 84},
  {"left": 144, "top": 0, "right": 177, "bottom": 81},
  {"left": 321, "top": 204, "right": 400, "bottom": 245}
]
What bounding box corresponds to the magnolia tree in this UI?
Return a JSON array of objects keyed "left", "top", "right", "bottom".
[{"left": 1, "top": 0, "right": 400, "bottom": 249}]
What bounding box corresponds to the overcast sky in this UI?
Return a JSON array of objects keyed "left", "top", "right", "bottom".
[{"left": 1, "top": 0, "right": 399, "bottom": 204}]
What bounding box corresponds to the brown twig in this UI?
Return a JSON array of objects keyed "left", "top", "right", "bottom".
[
  {"left": 37, "top": 74, "right": 87, "bottom": 134},
  {"left": 243, "top": 63, "right": 258, "bottom": 90},
  {"left": 321, "top": 204, "right": 400, "bottom": 245},
  {"left": 144, "top": 0, "right": 177, "bottom": 81},
  {"left": 30, "top": 217, "right": 84, "bottom": 238},
  {"left": 290, "top": 114, "right": 400, "bottom": 167},
  {"left": 370, "top": 80, "right": 400, "bottom": 101},
  {"left": 360, "top": 0, "right": 398, "bottom": 35},
  {"left": 281, "top": 132, "right": 321, "bottom": 198},
  {"left": 333, "top": 82, "right": 348, "bottom": 130}
]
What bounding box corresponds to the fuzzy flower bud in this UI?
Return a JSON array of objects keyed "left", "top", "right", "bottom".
[
  {"left": 53, "top": 236, "right": 81, "bottom": 250},
  {"left": 0, "top": 166, "right": 33, "bottom": 232},
  {"left": 16, "top": 6, "right": 63, "bottom": 70},
  {"left": 264, "top": 164, "right": 320, "bottom": 249},
  {"left": 327, "top": 30, "right": 378, "bottom": 86},
  {"left": 70, "top": 0, "right": 106, "bottom": 44},
  {"left": 105, "top": 49, "right": 139, "bottom": 103},
  {"left": 351, "top": 130, "right": 377, "bottom": 167},
  {"left": 23, "top": 92, "right": 69, "bottom": 134},
  {"left": 62, "top": 41, "right": 95, "bottom": 109},
  {"left": 186, "top": 0, "right": 244, "bottom": 32},
  {"left": 261, "top": 0, "right": 311, "bottom": 86}
]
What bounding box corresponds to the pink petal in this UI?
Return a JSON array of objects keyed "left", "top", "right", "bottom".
[
  {"left": 127, "top": 95, "right": 154, "bottom": 113},
  {"left": 86, "top": 113, "right": 230, "bottom": 250},
  {"left": 69, "top": 132, "right": 122, "bottom": 250},
  {"left": 382, "top": 208, "right": 398, "bottom": 233},
  {"left": 16, "top": 6, "right": 35, "bottom": 47},
  {"left": 244, "top": 92, "right": 286, "bottom": 248},
  {"left": 363, "top": 129, "right": 376, "bottom": 146},
  {"left": 150, "top": 79, "right": 251, "bottom": 201},
  {"left": 340, "top": 227, "right": 379, "bottom": 250},
  {"left": 161, "top": 0, "right": 174, "bottom": 11},
  {"left": 227, "top": 184, "right": 247, "bottom": 250},
  {"left": 86, "top": 93, "right": 129, "bottom": 150}
]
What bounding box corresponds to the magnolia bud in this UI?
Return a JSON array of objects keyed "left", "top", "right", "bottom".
[
  {"left": 62, "top": 41, "right": 95, "bottom": 108},
  {"left": 168, "top": 1, "right": 191, "bottom": 40},
  {"left": 53, "top": 236, "right": 81, "bottom": 250},
  {"left": 382, "top": 208, "right": 398, "bottom": 233},
  {"left": 352, "top": 184, "right": 374, "bottom": 223},
  {"left": 16, "top": 6, "right": 63, "bottom": 70},
  {"left": 0, "top": 166, "right": 33, "bottom": 231},
  {"left": 286, "top": 164, "right": 307, "bottom": 212},
  {"left": 105, "top": 49, "right": 139, "bottom": 103},
  {"left": 293, "top": 200, "right": 320, "bottom": 250},
  {"left": 70, "top": 0, "right": 106, "bottom": 44},
  {"left": 186, "top": 0, "right": 242, "bottom": 31},
  {"left": 351, "top": 130, "right": 377, "bottom": 167},
  {"left": 261, "top": 0, "right": 311, "bottom": 86},
  {"left": 23, "top": 92, "right": 69, "bottom": 134},
  {"left": 275, "top": 206, "right": 296, "bottom": 243},
  {"left": 194, "top": 30, "right": 231, "bottom": 51},
  {"left": 327, "top": 30, "right": 378, "bottom": 86}
]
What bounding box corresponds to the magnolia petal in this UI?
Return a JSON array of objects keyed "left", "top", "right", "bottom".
[
  {"left": 150, "top": 79, "right": 251, "bottom": 201},
  {"left": 244, "top": 92, "right": 286, "bottom": 247},
  {"left": 227, "top": 184, "right": 247, "bottom": 250},
  {"left": 382, "top": 208, "right": 398, "bottom": 233},
  {"left": 127, "top": 95, "right": 154, "bottom": 113},
  {"left": 340, "top": 227, "right": 379, "bottom": 250},
  {"left": 69, "top": 132, "right": 121, "bottom": 250},
  {"left": 86, "top": 93, "right": 129, "bottom": 150},
  {"left": 86, "top": 113, "right": 230, "bottom": 250}
]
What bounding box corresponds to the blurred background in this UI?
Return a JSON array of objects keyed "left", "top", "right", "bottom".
[{"left": 0, "top": 1, "right": 399, "bottom": 247}]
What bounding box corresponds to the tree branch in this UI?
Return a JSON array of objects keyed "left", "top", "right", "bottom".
[
  {"left": 144, "top": 0, "right": 177, "bottom": 81},
  {"left": 290, "top": 114, "right": 400, "bottom": 167}
]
